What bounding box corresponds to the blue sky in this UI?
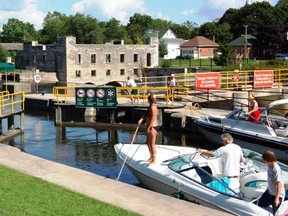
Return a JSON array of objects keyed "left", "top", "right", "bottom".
[{"left": 0, "top": 0, "right": 278, "bottom": 30}]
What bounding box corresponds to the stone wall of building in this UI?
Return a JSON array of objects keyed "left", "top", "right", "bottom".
[{"left": 16, "top": 36, "right": 159, "bottom": 86}]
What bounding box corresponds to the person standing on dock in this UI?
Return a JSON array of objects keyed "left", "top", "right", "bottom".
[
  {"left": 138, "top": 93, "right": 159, "bottom": 166},
  {"left": 126, "top": 76, "right": 138, "bottom": 104},
  {"left": 247, "top": 94, "right": 261, "bottom": 123},
  {"left": 167, "top": 74, "right": 176, "bottom": 104}
]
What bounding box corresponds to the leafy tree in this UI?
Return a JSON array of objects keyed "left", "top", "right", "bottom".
[
  {"left": 276, "top": 0, "right": 288, "bottom": 6},
  {"left": 39, "top": 11, "right": 68, "bottom": 44},
  {"left": 159, "top": 40, "right": 168, "bottom": 58},
  {"left": 0, "top": 18, "right": 37, "bottom": 42},
  {"left": 198, "top": 22, "right": 218, "bottom": 41},
  {"left": 103, "top": 18, "right": 127, "bottom": 42},
  {"left": 170, "top": 23, "right": 191, "bottom": 39},
  {"left": 0, "top": 44, "right": 9, "bottom": 62},
  {"left": 214, "top": 44, "right": 234, "bottom": 66}
]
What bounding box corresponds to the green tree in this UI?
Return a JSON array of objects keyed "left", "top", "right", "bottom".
[
  {"left": 159, "top": 40, "right": 168, "bottom": 58},
  {"left": 39, "top": 11, "right": 68, "bottom": 44},
  {"left": 0, "top": 18, "right": 37, "bottom": 42},
  {"left": 0, "top": 44, "right": 9, "bottom": 62},
  {"left": 170, "top": 23, "right": 191, "bottom": 39},
  {"left": 103, "top": 18, "right": 127, "bottom": 42},
  {"left": 214, "top": 44, "right": 234, "bottom": 66}
]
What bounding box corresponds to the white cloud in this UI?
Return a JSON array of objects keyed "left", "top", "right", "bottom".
[
  {"left": 72, "top": 0, "right": 145, "bottom": 23},
  {"left": 0, "top": 0, "right": 45, "bottom": 30},
  {"left": 182, "top": 9, "right": 196, "bottom": 16}
]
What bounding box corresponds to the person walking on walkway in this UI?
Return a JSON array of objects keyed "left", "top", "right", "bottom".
[
  {"left": 138, "top": 93, "right": 159, "bottom": 166},
  {"left": 167, "top": 74, "right": 176, "bottom": 104},
  {"left": 126, "top": 76, "right": 138, "bottom": 104}
]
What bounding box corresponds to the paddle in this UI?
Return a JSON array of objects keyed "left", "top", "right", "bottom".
[{"left": 116, "top": 125, "right": 139, "bottom": 181}]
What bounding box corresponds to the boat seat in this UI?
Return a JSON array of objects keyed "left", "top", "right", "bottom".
[{"left": 275, "top": 126, "right": 288, "bottom": 137}]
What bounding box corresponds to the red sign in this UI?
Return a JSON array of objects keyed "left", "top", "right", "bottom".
[
  {"left": 196, "top": 72, "right": 221, "bottom": 90},
  {"left": 253, "top": 70, "right": 274, "bottom": 88}
]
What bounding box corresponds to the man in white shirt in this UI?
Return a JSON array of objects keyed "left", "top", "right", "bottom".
[
  {"left": 126, "top": 76, "right": 138, "bottom": 104},
  {"left": 197, "top": 133, "right": 244, "bottom": 191}
]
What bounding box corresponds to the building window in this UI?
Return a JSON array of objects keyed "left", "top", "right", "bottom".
[
  {"left": 76, "top": 54, "right": 81, "bottom": 64},
  {"left": 106, "top": 54, "right": 111, "bottom": 63},
  {"left": 32, "top": 55, "right": 36, "bottom": 63},
  {"left": 133, "top": 54, "right": 138, "bottom": 62},
  {"left": 120, "top": 69, "right": 125, "bottom": 76},
  {"left": 147, "top": 53, "right": 151, "bottom": 67},
  {"left": 120, "top": 54, "right": 125, "bottom": 63},
  {"left": 91, "top": 70, "right": 96, "bottom": 77},
  {"left": 106, "top": 69, "right": 111, "bottom": 76},
  {"left": 91, "top": 54, "right": 96, "bottom": 64},
  {"left": 134, "top": 69, "right": 138, "bottom": 75},
  {"left": 76, "top": 70, "right": 81, "bottom": 77}
]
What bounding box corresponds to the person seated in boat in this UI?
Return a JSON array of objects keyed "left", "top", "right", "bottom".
[
  {"left": 196, "top": 133, "right": 244, "bottom": 191},
  {"left": 247, "top": 94, "right": 261, "bottom": 123}
]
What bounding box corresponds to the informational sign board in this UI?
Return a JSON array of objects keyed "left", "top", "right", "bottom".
[
  {"left": 253, "top": 70, "right": 274, "bottom": 88},
  {"left": 75, "top": 87, "right": 117, "bottom": 108},
  {"left": 195, "top": 72, "right": 221, "bottom": 90}
]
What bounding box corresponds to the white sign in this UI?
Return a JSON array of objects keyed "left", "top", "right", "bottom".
[{"left": 34, "top": 74, "right": 41, "bottom": 83}]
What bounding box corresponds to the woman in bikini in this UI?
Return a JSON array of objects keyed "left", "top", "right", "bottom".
[
  {"left": 138, "top": 93, "right": 159, "bottom": 166},
  {"left": 247, "top": 94, "right": 261, "bottom": 123}
]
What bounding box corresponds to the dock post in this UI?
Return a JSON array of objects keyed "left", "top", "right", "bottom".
[
  {"left": 20, "top": 112, "right": 24, "bottom": 131},
  {"left": 8, "top": 115, "right": 14, "bottom": 130},
  {"left": 55, "top": 106, "right": 62, "bottom": 125}
]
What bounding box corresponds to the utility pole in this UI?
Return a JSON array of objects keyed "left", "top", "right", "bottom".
[{"left": 243, "top": 25, "right": 248, "bottom": 62}]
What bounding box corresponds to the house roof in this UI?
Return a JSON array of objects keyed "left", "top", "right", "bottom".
[
  {"left": 160, "top": 38, "right": 186, "bottom": 44},
  {"left": 1, "top": 43, "right": 23, "bottom": 51},
  {"left": 228, "top": 34, "right": 257, "bottom": 47},
  {"left": 180, "top": 36, "right": 219, "bottom": 48},
  {"left": 143, "top": 29, "right": 158, "bottom": 38}
]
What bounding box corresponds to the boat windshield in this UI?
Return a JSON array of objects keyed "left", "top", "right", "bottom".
[
  {"left": 168, "top": 154, "right": 243, "bottom": 199},
  {"left": 225, "top": 108, "right": 247, "bottom": 120},
  {"left": 243, "top": 148, "right": 288, "bottom": 173}
]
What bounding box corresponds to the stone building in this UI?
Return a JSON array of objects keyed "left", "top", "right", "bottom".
[{"left": 15, "top": 36, "right": 159, "bottom": 86}]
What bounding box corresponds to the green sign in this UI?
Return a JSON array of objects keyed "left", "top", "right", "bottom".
[{"left": 75, "top": 87, "right": 117, "bottom": 108}]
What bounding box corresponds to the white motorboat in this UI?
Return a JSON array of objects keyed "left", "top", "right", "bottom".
[
  {"left": 194, "top": 99, "right": 288, "bottom": 162},
  {"left": 114, "top": 143, "right": 288, "bottom": 216}
]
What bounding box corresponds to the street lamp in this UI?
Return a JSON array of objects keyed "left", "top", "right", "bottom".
[{"left": 243, "top": 25, "right": 248, "bottom": 62}]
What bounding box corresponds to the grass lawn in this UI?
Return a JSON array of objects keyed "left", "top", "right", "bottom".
[{"left": 0, "top": 165, "right": 139, "bottom": 216}]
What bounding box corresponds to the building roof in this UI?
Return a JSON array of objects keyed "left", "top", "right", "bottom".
[
  {"left": 1, "top": 43, "right": 23, "bottom": 51},
  {"left": 228, "top": 34, "right": 257, "bottom": 47},
  {"left": 143, "top": 29, "right": 158, "bottom": 38},
  {"left": 180, "top": 36, "right": 219, "bottom": 48}
]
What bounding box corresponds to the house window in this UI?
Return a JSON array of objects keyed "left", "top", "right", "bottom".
[
  {"left": 91, "top": 70, "right": 96, "bottom": 77},
  {"left": 76, "top": 70, "right": 81, "bottom": 77},
  {"left": 120, "top": 69, "right": 125, "bottom": 76},
  {"left": 106, "top": 69, "right": 111, "bottom": 76},
  {"left": 91, "top": 54, "right": 96, "bottom": 63},
  {"left": 147, "top": 53, "right": 151, "bottom": 67},
  {"left": 133, "top": 54, "right": 138, "bottom": 62},
  {"left": 134, "top": 69, "right": 138, "bottom": 75},
  {"left": 120, "top": 54, "right": 125, "bottom": 63},
  {"left": 106, "top": 54, "right": 111, "bottom": 63}
]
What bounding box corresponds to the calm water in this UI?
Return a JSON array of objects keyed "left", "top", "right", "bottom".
[{"left": 2, "top": 109, "right": 214, "bottom": 185}]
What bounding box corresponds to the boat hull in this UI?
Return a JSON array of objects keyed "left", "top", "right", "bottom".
[
  {"left": 195, "top": 120, "right": 288, "bottom": 162},
  {"left": 114, "top": 144, "right": 274, "bottom": 216}
]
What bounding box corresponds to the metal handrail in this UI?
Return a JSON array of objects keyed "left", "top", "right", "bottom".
[{"left": 0, "top": 91, "right": 25, "bottom": 117}]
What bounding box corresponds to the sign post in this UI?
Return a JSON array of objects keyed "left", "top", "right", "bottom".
[{"left": 34, "top": 74, "right": 41, "bottom": 93}]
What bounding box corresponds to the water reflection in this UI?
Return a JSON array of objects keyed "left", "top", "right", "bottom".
[{"left": 2, "top": 109, "right": 214, "bottom": 185}]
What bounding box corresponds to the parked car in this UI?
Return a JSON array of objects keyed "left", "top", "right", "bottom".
[{"left": 275, "top": 53, "right": 288, "bottom": 60}]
